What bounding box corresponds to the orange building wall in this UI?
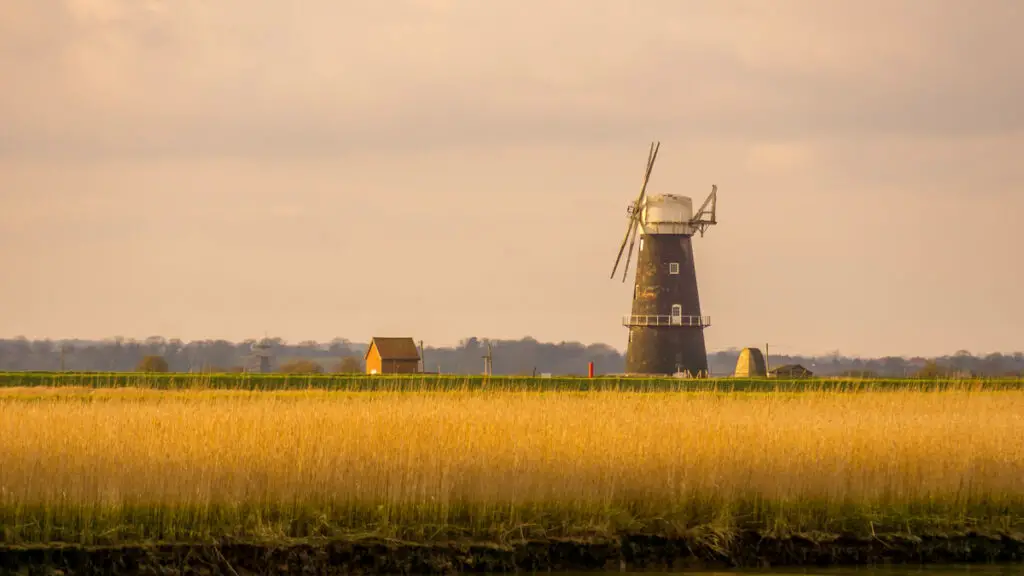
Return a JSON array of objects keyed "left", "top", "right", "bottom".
[
  {"left": 366, "top": 348, "right": 382, "bottom": 374},
  {"left": 365, "top": 346, "right": 419, "bottom": 374}
]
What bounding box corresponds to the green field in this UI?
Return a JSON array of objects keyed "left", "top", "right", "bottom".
[{"left": 1, "top": 371, "right": 1022, "bottom": 391}]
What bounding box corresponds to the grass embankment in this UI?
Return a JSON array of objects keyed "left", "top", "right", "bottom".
[
  {"left": 2, "top": 371, "right": 1023, "bottom": 392},
  {"left": 2, "top": 387, "right": 1023, "bottom": 549}
]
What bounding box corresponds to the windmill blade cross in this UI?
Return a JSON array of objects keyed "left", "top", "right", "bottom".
[
  {"left": 610, "top": 141, "right": 660, "bottom": 280},
  {"left": 619, "top": 142, "right": 660, "bottom": 281}
]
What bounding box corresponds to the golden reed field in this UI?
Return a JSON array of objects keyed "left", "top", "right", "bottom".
[{"left": 2, "top": 386, "right": 1024, "bottom": 544}]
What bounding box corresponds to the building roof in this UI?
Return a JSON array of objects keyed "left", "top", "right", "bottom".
[
  {"left": 769, "top": 363, "right": 813, "bottom": 375},
  {"left": 366, "top": 337, "right": 420, "bottom": 361}
]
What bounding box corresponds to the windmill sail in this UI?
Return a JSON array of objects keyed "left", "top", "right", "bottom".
[{"left": 610, "top": 141, "right": 659, "bottom": 280}]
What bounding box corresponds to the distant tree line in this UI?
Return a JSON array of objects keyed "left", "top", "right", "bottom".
[{"left": 0, "top": 336, "right": 1021, "bottom": 377}]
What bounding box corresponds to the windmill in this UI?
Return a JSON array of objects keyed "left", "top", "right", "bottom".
[
  {"left": 482, "top": 339, "right": 493, "bottom": 376},
  {"left": 610, "top": 141, "right": 719, "bottom": 376},
  {"left": 247, "top": 337, "right": 275, "bottom": 373}
]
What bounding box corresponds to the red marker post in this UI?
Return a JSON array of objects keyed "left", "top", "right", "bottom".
[{"left": 588, "top": 362, "right": 595, "bottom": 378}]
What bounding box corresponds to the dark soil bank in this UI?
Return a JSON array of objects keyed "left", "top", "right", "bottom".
[{"left": 3, "top": 530, "right": 1024, "bottom": 575}]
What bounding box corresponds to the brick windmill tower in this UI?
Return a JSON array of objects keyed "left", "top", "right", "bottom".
[{"left": 610, "top": 141, "right": 718, "bottom": 376}]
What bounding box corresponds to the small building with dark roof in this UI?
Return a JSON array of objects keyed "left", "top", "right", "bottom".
[
  {"left": 365, "top": 337, "right": 421, "bottom": 374},
  {"left": 768, "top": 363, "right": 814, "bottom": 378}
]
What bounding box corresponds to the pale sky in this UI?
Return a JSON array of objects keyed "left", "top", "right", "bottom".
[{"left": 1, "top": 0, "right": 1021, "bottom": 358}]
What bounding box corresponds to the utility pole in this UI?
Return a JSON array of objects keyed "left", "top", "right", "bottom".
[
  {"left": 765, "top": 342, "right": 770, "bottom": 376},
  {"left": 418, "top": 340, "right": 424, "bottom": 373}
]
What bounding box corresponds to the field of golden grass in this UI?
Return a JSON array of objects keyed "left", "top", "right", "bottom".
[{"left": 2, "top": 386, "right": 1023, "bottom": 544}]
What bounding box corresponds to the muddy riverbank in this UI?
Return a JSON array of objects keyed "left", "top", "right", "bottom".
[{"left": 2, "top": 530, "right": 1024, "bottom": 575}]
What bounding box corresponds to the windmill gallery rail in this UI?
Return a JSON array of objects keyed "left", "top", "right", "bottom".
[{"left": 623, "top": 314, "right": 711, "bottom": 328}]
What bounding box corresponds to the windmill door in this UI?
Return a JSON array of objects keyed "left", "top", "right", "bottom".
[{"left": 671, "top": 304, "right": 683, "bottom": 325}]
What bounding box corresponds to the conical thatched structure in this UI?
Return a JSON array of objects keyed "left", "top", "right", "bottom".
[{"left": 733, "top": 347, "right": 767, "bottom": 377}]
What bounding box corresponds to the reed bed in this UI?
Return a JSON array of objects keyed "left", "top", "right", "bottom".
[
  {"left": 2, "top": 371, "right": 1023, "bottom": 392},
  {"left": 2, "top": 387, "right": 1023, "bottom": 545}
]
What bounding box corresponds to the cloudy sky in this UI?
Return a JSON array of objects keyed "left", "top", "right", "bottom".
[{"left": 1, "top": 0, "right": 1021, "bottom": 357}]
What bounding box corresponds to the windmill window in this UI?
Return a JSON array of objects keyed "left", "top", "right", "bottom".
[
  {"left": 669, "top": 262, "right": 680, "bottom": 274},
  {"left": 639, "top": 237, "right": 645, "bottom": 251},
  {"left": 634, "top": 284, "right": 639, "bottom": 299}
]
